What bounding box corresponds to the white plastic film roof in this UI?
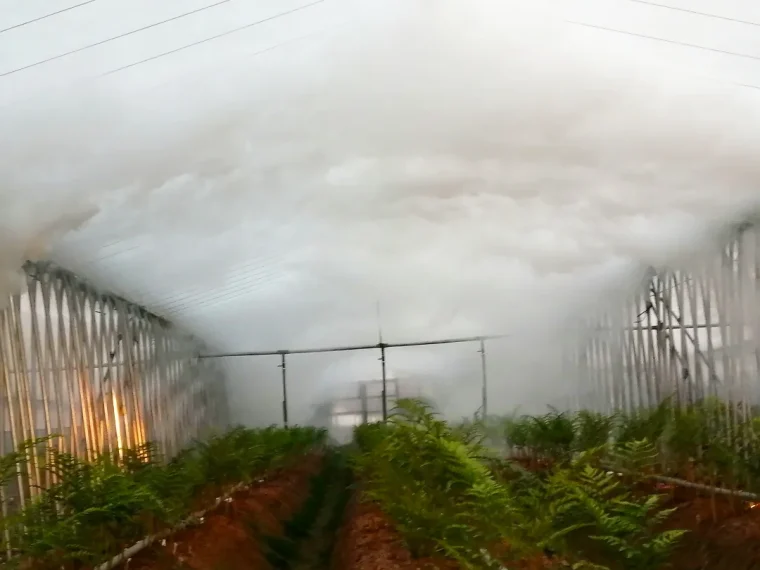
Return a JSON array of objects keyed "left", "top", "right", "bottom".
[{"left": 4, "top": 0, "right": 760, "bottom": 361}]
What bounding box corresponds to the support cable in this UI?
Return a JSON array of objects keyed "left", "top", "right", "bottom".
[
  {"left": 0, "top": 1, "right": 99, "bottom": 35},
  {"left": 1, "top": 0, "right": 239, "bottom": 77},
  {"left": 627, "top": 0, "right": 760, "bottom": 28},
  {"left": 102, "top": 1, "right": 324, "bottom": 76},
  {"left": 566, "top": 20, "right": 760, "bottom": 62},
  {"left": 2, "top": 0, "right": 759, "bottom": 90}
]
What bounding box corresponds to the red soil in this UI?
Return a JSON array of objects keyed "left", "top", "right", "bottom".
[
  {"left": 332, "top": 494, "right": 460, "bottom": 570},
  {"left": 125, "top": 453, "right": 324, "bottom": 570},
  {"left": 662, "top": 487, "right": 760, "bottom": 570},
  {"left": 332, "top": 493, "right": 566, "bottom": 570},
  {"left": 335, "top": 460, "right": 760, "bottom": 570},
  {"left": 509, "top": 455, "right": 760, "bottom": 569}
]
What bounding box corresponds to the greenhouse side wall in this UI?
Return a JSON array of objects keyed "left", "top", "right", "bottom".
[
  {"left": 574, "top": 223, "right": 760, "bottom": 436},
  {"left": 0, "top": 261, "right": 228, "bottom": 513}
]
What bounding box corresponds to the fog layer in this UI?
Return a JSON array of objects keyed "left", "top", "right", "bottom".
[{"left": 2, "top": 0, "right": 760, "bottom": 424}]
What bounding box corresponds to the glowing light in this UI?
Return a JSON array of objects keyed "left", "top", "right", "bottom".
[{"left": 112, "top": 391, "right": 124, "bottom": 456}]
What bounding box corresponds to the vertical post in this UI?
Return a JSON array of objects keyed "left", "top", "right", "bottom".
[
  {"left": 479, "top": 338, "right": 488, "bottom": 419},
  {"left": 359, "top": 383, "right": 369, "bottom": 424},
  {"left": 278, "top": 352, "right": 289, "bottom": 428},
  {"left": 380, "top": 344, "right": 388, "bottom": 422}
]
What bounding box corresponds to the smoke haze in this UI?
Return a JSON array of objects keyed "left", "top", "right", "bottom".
[{"left": 2, "top": 0, "right": 760, "bottom": 425}]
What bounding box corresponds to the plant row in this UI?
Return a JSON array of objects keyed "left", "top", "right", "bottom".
[
  {"left": 352, "top": 399, "right": 687, "bottom": 570},
  {"left": 492, "top": 397, "right": 760, "bottom": 490},
  {"left": 0, "top": 425, "right": 326, "bottom": 569}
]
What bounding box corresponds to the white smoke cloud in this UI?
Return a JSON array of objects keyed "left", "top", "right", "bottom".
[{"left": 2, "top": 0, "right": 760, "bottom": 424}]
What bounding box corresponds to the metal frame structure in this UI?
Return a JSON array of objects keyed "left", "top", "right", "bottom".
[
  {"left": 330, "top": 377, "right": 401, "bottom": 426},
  {"left": 0, "top": 261, "right": 228, "bottom": 514},
  {"left": 573, "top": 223, "right": 760, "bottom": 430},
  {"left": 201, "top": 334, "right": 507, "bottom": 425},
  {"left": 6, "top": 224, "right": 755, "bottom": 508}
]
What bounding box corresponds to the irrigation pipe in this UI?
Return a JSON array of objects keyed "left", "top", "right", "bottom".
[
  {"left": 95, "top": 481, "right": 248, "bottom": 570},
  {"left": 94, "top": 446, "right": 324, "bottom": 570},
  {"left": 506, "top": 456, "right": 760, "bottom": 501},
  {"left": 608, "top": 466, "right": 760, "bottom": 501},
  {"left": 95, "top": 445, "right": 327, "bottom": 570}
]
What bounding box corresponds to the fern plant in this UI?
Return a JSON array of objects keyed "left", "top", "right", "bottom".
[
  {"left": 2, "top": 425, "right": 326, "bottom": 569},
  {"left": 610, "top": 439, "right": 659, "bottom": 479},
  {"left": 616, "top": 400, "right": 672, "bottom": 448},
  {"left": 587, "top": 496, "right": 686, "bottom": 570},
  {"left": 528, "top": 411, "right": 576, "bottom": 462},
  {"left": 548, "top": 457, "right": 686, "bottom": 570},
  {"left": 574, "top": 411, "right": 616, "bottom": 454},
  {"left": 12, "top": 448, "right": 167, "bottom": 567}
]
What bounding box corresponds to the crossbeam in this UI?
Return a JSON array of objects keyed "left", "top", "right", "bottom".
[
  {"left": 200, "top": 333, "right": 507, "bottom": 425},
  {"left": 198, "top": 333, "right": 510, "bottom": 358}
]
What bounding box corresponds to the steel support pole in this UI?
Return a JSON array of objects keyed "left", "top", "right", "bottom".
[
  {"left": 380, "top": 344, "right": 388, "bottom": 421},
  {"left": 359, "top": 383, "right": 369, "bottom": 424},
  {"left": 278, "top": 352, "right": 289, "bottom": 428},
  {"left": 479, "top": 338, "right": 488, "bottom": 419}
]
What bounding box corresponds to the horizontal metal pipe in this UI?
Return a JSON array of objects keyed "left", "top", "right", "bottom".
[
  {"left": 510, "top": 458, "right": 760, "bottom": 501},
  {"left": 198, "top": 333, "right": 510, "bottom": 359},
  {"left": 643, "top": 472, "right": 760, "bottom": 501},
  {"left": 602, "top": 462, "right": 760, "bottom": 500},
  {"left": 594, "top": 323, "right": 720, "bottom": 331}
]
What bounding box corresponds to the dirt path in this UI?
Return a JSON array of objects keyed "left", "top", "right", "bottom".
[{"left": 288, "top": 454, "right": 352, "bottom": 570}]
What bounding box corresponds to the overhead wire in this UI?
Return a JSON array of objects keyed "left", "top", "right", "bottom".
[
  {"left": 102, "top": 0, "right": 325, "bottom": 75},
  {"left": 131, "top": 257, "right": 286, "bottom": 312},
  {"left": 626, "top": 0, "right": 760, "bottom": 28},
  {"left": 1, "top": 0, "right": 235, "bottom": 77},
  {"left": 162, "top": 264, "right": 287, "bottom": 313},
  {"left": 69, "top": 236, "right": 289, "bottom": 310},
  {"left": 107, "top": 262, "right": 284, "bottom": 319},
  {"left": 2, "top": 1, "right": 757, "bottom": 86},
  {"left": 0, "top": 0, "right": 99, "bottom": 34},
  {"left": 0, "top": 0, "right": 334, "bottom": 114},
  {"left": 565, "top": 20, "right": 760, "bottom": 62},
  {"left": 563, "top": 18, "right": 760, "bottom": 92}
]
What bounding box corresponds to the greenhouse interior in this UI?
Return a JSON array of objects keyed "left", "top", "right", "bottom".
[{"left": 3, "top": 0, "right": 760, "bottom": 568}]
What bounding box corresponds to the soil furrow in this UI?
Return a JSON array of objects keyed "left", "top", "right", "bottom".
[{"left": 288, "top": 453, "right": 352, "bottom": 570}]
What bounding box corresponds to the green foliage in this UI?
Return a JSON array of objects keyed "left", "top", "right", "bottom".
[
  {"left": 352, "top": 398, "right": 686, "bottom": 570},
  {"left": 353, "top": 421, "right": 391, "bottom": 454},
  {"left": 498, "top": 396, "right": 760, "bottom": 493},
  {"left": 611, "top": 439, "right": 659, "bottom": 477},
  {"left": 574, "top": 411, "right": 616, "bottom": 453},
  {"left": 504, "top": 410, "right": 576, "bottom": 461},
  {"left": 616, "top": 400, "right": 672, "bottom": 447},
  {"left": 547, "top": 458, "right": 686, "bottom": 570},
  {"left": 0, "top": 426, "right": 326, "bottom": 569},
  {"left": 354, "top": 399, "right": 508, "bottom": 567}
]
